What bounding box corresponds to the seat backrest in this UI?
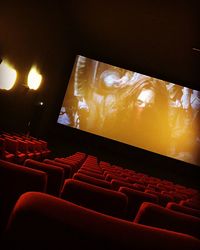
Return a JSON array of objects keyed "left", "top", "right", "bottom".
[
  {"left": 0, "top": 159, "right": 47, "bottom": 231},
  {"left": 73, "top": 173, "right": 112, "bottom": 189},
  {"left": 180, "top": 200, "right": 200, "bottom": 210},
  {"left": 5, "top": 138, "right": 18, "bottom": 154},
  {"left": 0, "top": 160, "right": 47, "bottom": 197},
  {"left": 4, "top": 192, "right": 200, "bottom": 250},
  {"left": 105, "top": 173, "right": 128, "bottom": 182},
  {"left": 111, "top": 179, "right": 135, "bottom": 191},
  {"left": 24, "top": 159, "right": 64, "bottom": 196},
  {"left": 166, "top": 202, "right": 200, "bottom": 218},
  {"left": 145, "top": 189, "right": 174, "bottom": 206},
  {"left": 78, "top": 169, "right": 105, "bottom": 180},
  {"left": 119, "top": 187, "right": 158, "bottom": 220},
  {"left": 54, "top": 158, "right": 80, "bottom": 174},
  {"left": 134, "top": 202, "right": 200, "bottom": 239},
  {"left": 80, "top": 166, "right": 103, "bottom": 174},
  {"left": 60, "top": 179, "right": 128, "bottom": 219},
  {"left": 44, "top": 159, "right": 72, "bottom": 179}
]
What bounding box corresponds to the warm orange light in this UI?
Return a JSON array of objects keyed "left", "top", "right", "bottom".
[
  {"left": 0, "top": 60, "right": 17, "bottom": 90},
  {"left": 27, "top": 66, "right": 42, "bottom": 90}
]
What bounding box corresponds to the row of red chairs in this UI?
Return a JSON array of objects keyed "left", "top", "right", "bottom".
[
  {"left": 69, "top": 155, "right": 199, "bottom": 210},
  {"left": 2, "top": 191, "right": 199, "bottom": 250},
  {"left": 58, "top": 154, "right": 200, "bottom": 239},
  {"left": 0, "top": 152, "right": 86, "bottom": 233},
  {"left": 0, "top": 151, "right": 199, "bottom": 246},
  {"left": 0, "top": 132, "right": 51, "bottom": 163}
]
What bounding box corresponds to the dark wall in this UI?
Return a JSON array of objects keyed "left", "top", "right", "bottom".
[{"left": 0, "top": 0, "right": 199, "bottom": 187}]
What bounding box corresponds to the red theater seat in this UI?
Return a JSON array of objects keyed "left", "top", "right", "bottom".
[
  {"left": 103, "top": 170, "right": 123, "bottom": 177},
  {"left": 166, "top": 202, "right": 200, "bottom": 218},
  {"left": 119, "top": 187, "right": 158, "bottom": 220},
  {"left": 0, "top": 138, "right": 14, "bottom": 162},
  {"left": 111, "top": 179, "right": 135, "bottom": 191},
  {"left": 38, "top": 139, "right": 51, "bottom": 157},
  {"left": 73, "top": 173, "right": 112, "bottom": 189},
  {"left": 180, "top": 199, "right": 200, "bottom": 210},
  {"left": 43, "top": 159, "right": 72, "bottom": 179},
  {"left": 24, "top": 159, "right": 64, "bottom": 196},
  {"left": 145, "top": 189, "right": 174, "bottom": 206},
  {"left": 99, "top": 160, "right": 111, "bottom": 168},
  {"left": 105, "top": 173, "right": 128, "bottom": 182},
  {"left": 32, "top": 140, "right": 45, "bottom": 160},
  {"left": 126, "top": 176, "right": 144, "bottom": 184},
  {"left": 80, "top": 166, "right": 103, "bottom": 174},
  {"left": 25, "top": 140, "right": 41, "bottom": 160},
  {"left": 132, "top": 183, "right": 146, "bottom": 191},
  {"left": 5, "top": 137, "right": 26, "bottom": 163},
  {"left": 60, "top": 179, "right": 128, "bottom": 219},
  {"left": 0, "top": 160, "right": 47, "bottom": 232},
  {"left": 4, "top": 192, "right": 200, "bottom": 250},
  {"left": 134, "top": 202, "right": 200, "bottom": 239},
  {"left": 17, "top": 140, "right": 34, "bottom": 159},
  {"left": 78, "top": 169, "right": 105, "bottom": 180},
  {"left": 55, "top": 158, "right": 81, "bottom": 174}
]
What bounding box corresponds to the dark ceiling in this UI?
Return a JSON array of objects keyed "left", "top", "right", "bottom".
[{"left": 0, "top": 0, "right": 199, "bottom": 93}]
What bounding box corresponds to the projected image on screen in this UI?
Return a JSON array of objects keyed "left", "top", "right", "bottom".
[{"left": 58, "top": 55, "right": 200, "bottom": 166}]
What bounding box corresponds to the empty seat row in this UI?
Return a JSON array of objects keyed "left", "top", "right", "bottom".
[
  {"left": 97, "top": 160, "right": 199, "bottom": 199},
  {"left": 0, "top": 133, "right": 51, "bottom": 163},
  {"left": 0, "top": 152, "right": 87, "bottom": 232},
  {"left": 2, "top": 192, "right": 200, "bottom": 250},
  {"left": 1, "top": 151, "right": 199, "bottom": 245},
  {"left": 134, "top": 202, "right": 200, "bottom": 239},
  {"left": 61, "top": 179, "right": 128, "bottom": 219},
  {"left": 166, "top": 202, "right": 200, "bottom": 218},
  {"left": 0, "top": 159, "right": 47, "bottom": 232}
]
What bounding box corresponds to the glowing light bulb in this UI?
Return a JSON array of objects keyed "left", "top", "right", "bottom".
[
  {"left": 27, "top": 66, "right": 42, "bottom": 90},
  {"left": 0, "top": 60, "right": 17, "bottom": 90}
]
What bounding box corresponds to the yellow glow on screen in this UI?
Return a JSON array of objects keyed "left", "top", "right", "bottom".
[
  {"left": 27, "top": 66, "right": 42, "bottom": 90},
  {"left": 0, "top": 60, "right": 17, "bottom": 90},
  {"left": 57, "top": 55, "right": 200, "bottom": 166}
]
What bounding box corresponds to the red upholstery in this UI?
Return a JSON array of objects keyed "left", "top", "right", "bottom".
[
  {"left": 105, "top": 173, "right": 128, "bottom": 182},
  {"left": 99, "top": 160, "right": 111, "bottom": 168},
  {"left": 25, "top": 140, "right": 41, "bottom": 160},
  {"left": 126, "top": 176, "right": 142, "bottom": 184},
  {"left": 134, "top": 202, "right": 200, "bottom": 239},
  {"left": 145, "top": 189, "right": 174, "bottom": 206},
  {"left": 73, "top": 173, "right": 112, "bottom": 189},
  {"left": 180, "top": 199, "right": 200, "bottom": 210},
  {"left": 17, "top": 140, "right": 34, "bottom": 159},
  {"left": 166, "top": 202, "right": 200, "bottom": 218},
  {"left": 103, "top": 170, "right": 123, "bottom": 177},
  {"left": 55, "top": 158, "right": 80, "bottom": 174},
  {"left": 24, "top": 159, "right": 64, "bottom": 196},
  {"left": 38, "top": 139, "right": 51, "bottom": 157},
  {"left": 111, "top": 179, "right": 135, "bottom": 190},
  {"left": 43, "top": 159, "right": 72, "bottom": 179},
  {"left": 132, "top": 183, "right": 146, "bottom": 191},
  {"left": 80, "top": 166, "right": 103, "bottom": 174},
  {"left": 169, "top": 192, "right": 188, "bottom": 202},
  {"left": 0, "top": 160, "right": 47, "bottom": 196},
  {"left": 60, "top": 179, "right": 128, "bottom": 219},
  {"left": 4, "top": 192, "right": 200, "bottom": 250},
  {"left": 119, "top": 187, "right": 158, "bottom": 220},
  {"left": 0, "top": 138, "right": 14, "bottom": 162},
  {"left": 78, "top": 169, "right": 105, "bottom": 180},
  {"left": 32, "top": 140, "right": 46, "bottom": 160},
  {"left": 0, "top": 160, "right": 47, "bottom": 231},
  {"left": 5, "top": 137, "right": 26, "bottom": 163}
]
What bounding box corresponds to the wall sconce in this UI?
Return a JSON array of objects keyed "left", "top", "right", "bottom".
[
  {"left": 0, "top": 59, "right": 17, "bottom": 90},
  {"left": 27, "top": 66, "right": 42, "bottom": 90}
]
